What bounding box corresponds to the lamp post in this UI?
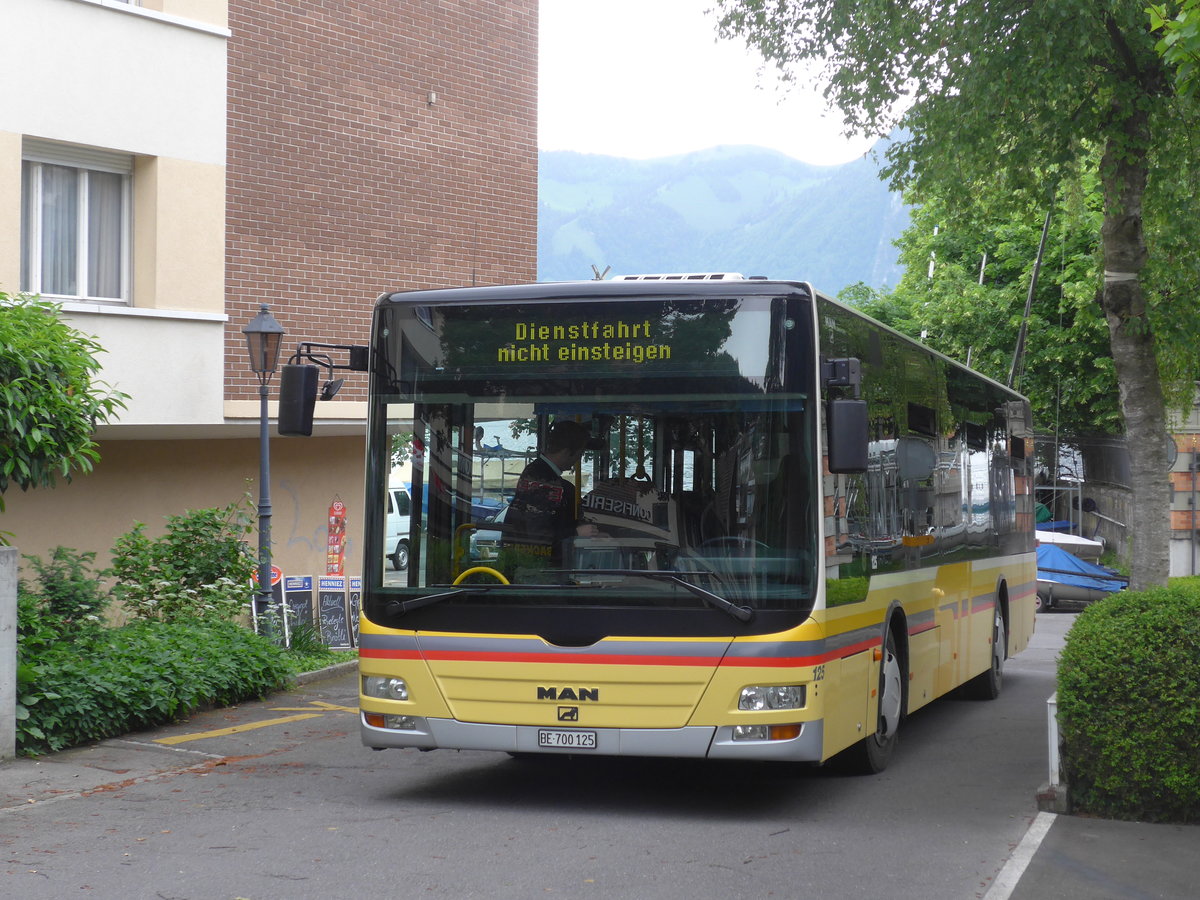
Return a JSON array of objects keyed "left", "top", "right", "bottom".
[{"left": 243, "top": 304, "right": 285, "bottom": 636}]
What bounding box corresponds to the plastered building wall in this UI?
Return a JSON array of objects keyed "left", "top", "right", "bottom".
[{"left": 3, "top": 436, "right": 367, "bottom": 585}]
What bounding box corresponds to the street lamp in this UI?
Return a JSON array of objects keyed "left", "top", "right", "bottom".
[{"left": 243, "top": 304, "right": 285, "bottom": 635}]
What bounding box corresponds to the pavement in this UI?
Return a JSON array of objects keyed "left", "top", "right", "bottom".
[
  {"left": 0, "top": 661, "right": 359, "bottom": 811},
  {"left": 995, "top": 812, "right": 1198, "bottom": 900},
  {"left": 2, "top": 664, "right": 1197, "bottom": 898}
]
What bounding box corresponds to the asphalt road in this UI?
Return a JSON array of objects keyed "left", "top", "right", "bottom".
[{"left": 0, "top": 615, "right": 1073, "bottom": 899}]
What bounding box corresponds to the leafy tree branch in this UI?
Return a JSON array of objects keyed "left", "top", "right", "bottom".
[{"left": 0, "top": 292, "right": 128, "bottom": 528}]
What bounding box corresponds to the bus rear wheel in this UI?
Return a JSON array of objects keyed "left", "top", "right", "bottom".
[{"left": 966, "top": 607, "right": 1006, "bottom": 700}]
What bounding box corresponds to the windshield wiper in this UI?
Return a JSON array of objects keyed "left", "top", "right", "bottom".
[
  {"left": 387, "top": 582, "right": 561, "bottom": 615},
  {"left": 388, "top": 587, "right": 475, "bottom": 615},
  {"left": 558, "top": 569, "right": 754, "bottom": 623}
]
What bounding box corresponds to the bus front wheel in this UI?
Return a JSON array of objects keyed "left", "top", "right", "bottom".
[{"left": 844, "top": 627, "right": 903, "bottom": 774}]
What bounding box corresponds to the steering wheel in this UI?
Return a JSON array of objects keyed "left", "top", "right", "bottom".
[{"left": 453, "top": 566, "right": 510, "bottom": 585}]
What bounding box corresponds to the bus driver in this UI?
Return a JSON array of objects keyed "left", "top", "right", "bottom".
[{"left": 503, "top": 420, "right": 599, "bottom": 568}]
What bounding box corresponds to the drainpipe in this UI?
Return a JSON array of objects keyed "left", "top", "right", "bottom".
[{"left": 1192, "top": 439, "right": 1198, "bottom": 576}]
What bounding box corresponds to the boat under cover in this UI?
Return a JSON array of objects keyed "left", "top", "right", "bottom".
[{"left": 1036, "top": 543, "right": 1125, "bottom": 607}]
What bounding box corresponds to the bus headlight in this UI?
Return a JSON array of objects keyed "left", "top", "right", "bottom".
[
  {"left": 738, "top": 685, "right": 805, "bottom": 711},
  {"left": 363, "top": 676, "right": 410, "bottom": 701}
]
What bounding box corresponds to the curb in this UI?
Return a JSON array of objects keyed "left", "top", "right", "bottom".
[
  {"left": 1036, "top": 781, "right": 1071, "bottom": 814},
  {"left": 293, "top": 659, "right": 359, "bottom": 686}
]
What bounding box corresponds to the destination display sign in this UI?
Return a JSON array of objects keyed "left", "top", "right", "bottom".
[
  {"left": 396, "top": 297, "right": 771, "bottom": 396},
  {"left": 497, "top": 318, "right": 673, "bottom": 366}
]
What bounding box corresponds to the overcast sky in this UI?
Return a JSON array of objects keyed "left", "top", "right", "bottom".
[{"left": 538, "top": 0, "right": 875, "bottom": 166}]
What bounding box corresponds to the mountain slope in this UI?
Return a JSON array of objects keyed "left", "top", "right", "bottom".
[{"left": 538, "top": 145, "right": 908, "bottom": 294}]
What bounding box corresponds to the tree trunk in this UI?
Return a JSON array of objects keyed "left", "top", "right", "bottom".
[{"left": 1099, "top": 108, "right": 1171, "bottom": 591}]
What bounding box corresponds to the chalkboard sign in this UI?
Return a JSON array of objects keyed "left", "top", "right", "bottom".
[
  {"left": 283, "top": 575, "right": 314, "bottom": 638},
  {"left": 348, "top": 577, "right": 362, "bottom": 647},
  {"left": 317, "top": 576, "right": 351, "bottom": 649}
]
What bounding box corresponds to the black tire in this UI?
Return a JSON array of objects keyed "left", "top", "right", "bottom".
[
  {"left": 966, "top": 606, "right": 1005, "bottom": 700},
  {"left": 844, "top": 627, "right": 904, "bottom": 774},
  {"left": 390, "top": 540, "right": 410, "bottom": 572}
]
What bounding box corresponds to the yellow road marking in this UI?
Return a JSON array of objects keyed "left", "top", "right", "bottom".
[
  {"left": 153, "top": 713, "right": 325, "bottom": 745},
  {"left": 270, "top": 701, "right": 357, "bottom": 713}
]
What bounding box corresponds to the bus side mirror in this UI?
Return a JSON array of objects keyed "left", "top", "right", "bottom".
[
  {"left": 278, "top": 364, "right": 319, "bottom": 436},
  {"left": 827, "top": 398, "right": 868, "bottom": 473}
]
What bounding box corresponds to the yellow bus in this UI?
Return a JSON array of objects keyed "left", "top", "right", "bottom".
[{"left": 355, "top": 276, "right": 1036, "bottom": 773}]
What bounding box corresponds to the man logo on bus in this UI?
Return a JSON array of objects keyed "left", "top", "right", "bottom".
[
  {"left": 537, "top": 686, "right": 600, "bottom": 702},
  {"left": 558, "top": 707, "right": 579, "bottom": 722}
]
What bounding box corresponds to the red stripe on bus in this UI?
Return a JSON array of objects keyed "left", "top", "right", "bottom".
[{"left": 360, "top": 642, "right": 882, "bottom": 668}]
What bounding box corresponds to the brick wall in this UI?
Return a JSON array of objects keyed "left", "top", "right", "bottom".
[{"left": 225, "top": 0, "right": 538, "bottom": 401}]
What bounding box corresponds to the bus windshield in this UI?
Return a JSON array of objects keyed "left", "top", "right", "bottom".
[{"left": 368, "top": 291, "right": 818, "bottom": 636}]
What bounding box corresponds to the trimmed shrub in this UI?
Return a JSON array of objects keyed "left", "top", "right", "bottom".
[
  {"left": 108, "top": 497, "right": 257, "bottom": 623},
  {"left": 17, "top": 619, "right": 293, "bottom": 755},
  {"left": 1057, "top": 583, "right": 1200, "bottom": 822}
]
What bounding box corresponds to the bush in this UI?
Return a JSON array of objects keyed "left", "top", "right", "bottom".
[
  {"left": 21, "top": 546, "right": 111, "bottom": 632},
  {"left": 14, "top": 535, "right": 350, "bottom": 757},
  {"left": 16, "top": 547, "right": 113, "bottom": 738},
  {"left": 108, "top": 497, "right": 257, "bottom": 623},
  {"left": 17, "top": 619, "right": 293, "bottom": 755},
  {"left": 1057, "top": 583, "right": 1200, "bottom": 822}
]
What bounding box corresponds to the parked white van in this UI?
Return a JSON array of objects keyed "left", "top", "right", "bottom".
[{"left": 385, "top": 486, "right": 412, "bottom": 571}]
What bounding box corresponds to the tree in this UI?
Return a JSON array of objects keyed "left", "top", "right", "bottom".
[
  {"left": 716, "top": 1, "right": 1200, "bottom": 589},
  {"left": 0, "top": 293, "right": 128, "bottom": 525},
  {"left": 1151, "top": 1, "right": 1200, "bottom": 98},
  {"left": 846, "top": 176, "right": 1124, "bottom": 441}
]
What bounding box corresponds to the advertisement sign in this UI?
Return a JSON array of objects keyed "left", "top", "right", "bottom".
[
  {"left": 327, "top": 498, "right": 347, "bottom": 575},
  {"left": 317, "top": 575, "right": 351, "bottom": 650}
]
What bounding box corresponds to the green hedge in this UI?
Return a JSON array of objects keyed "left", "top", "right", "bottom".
[
  {"left": 18, "top": 620, "right": 293, "bottom": 755},
  {"left": 1057, "top": 583, "right": 1200, "bottom": 822}
]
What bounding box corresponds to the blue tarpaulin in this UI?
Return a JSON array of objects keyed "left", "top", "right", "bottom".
[{"left": 1036, "top": 544, "right": 1124, "bottom": 595}]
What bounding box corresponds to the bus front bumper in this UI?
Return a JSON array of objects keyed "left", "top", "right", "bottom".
[{"left": 361, "top": 713, "right": 824, "bottom": 762}]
